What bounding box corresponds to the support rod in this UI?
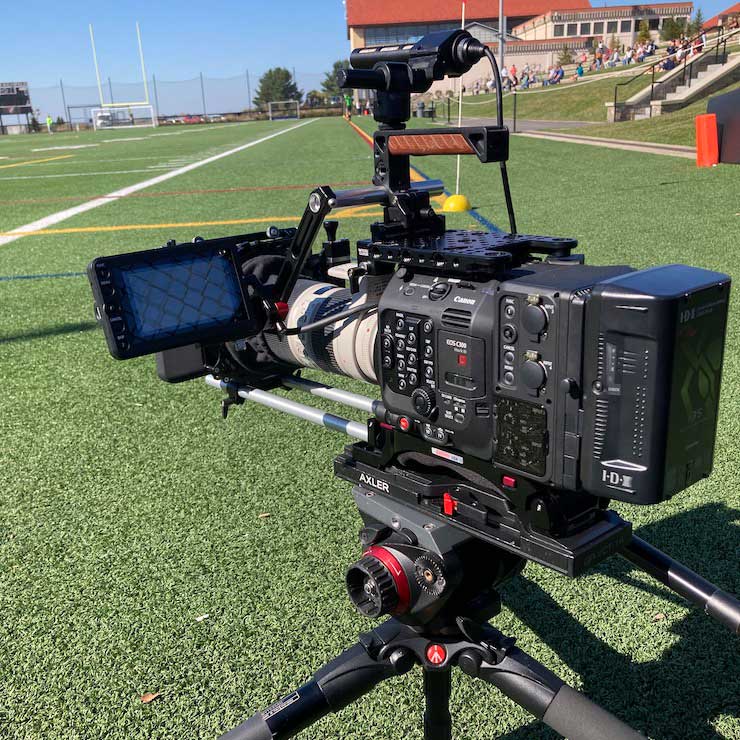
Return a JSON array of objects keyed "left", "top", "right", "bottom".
[
  {"left": 281, "top": 376, "right": 380, "bottom": 415},
  {"left": 621, "top": 536, "right": 740, "bottom": 634},
  {"left": 331, "top": 179, "right": 444, "bottom": 209},
  {"left": 205, "top": 375, "right": 368, "bottom": 442}
]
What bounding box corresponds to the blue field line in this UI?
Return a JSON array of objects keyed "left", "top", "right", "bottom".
[
  {"left": 410, "top": 164, "right": 502, "bottom": 233},
  {"left": 0, "top": 271, "right": 85, "bottom": 283}
]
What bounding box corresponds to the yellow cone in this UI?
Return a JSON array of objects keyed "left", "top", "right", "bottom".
[{"left": 442, "top": 194, "right": 472, "bottom": 212}]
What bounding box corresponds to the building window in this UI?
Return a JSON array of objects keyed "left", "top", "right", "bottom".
[
  {"left": 580, "top": 22, "right": 591, "bottom": 35},
  {"left": 620, "top": 20, "right": 632, "bottom": 33},
  {"left": 593, "top": 21, "right": 604, "bottom": 34},
  {"left": 648, "top": 18, "right": 660, "bottom": 29},
  {"left": 607, "top": 20, "right": 618, "bottom": 33},
  {"left": 567, "top": 23, "right": 578, "bottom": 35},
  {"left": 554, "top": 24, "right": 564, "bottom": 36}
]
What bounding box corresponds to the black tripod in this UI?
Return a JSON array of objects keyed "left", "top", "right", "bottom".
[
  {"left": 222, "top": 605, "right": 644, "bottom": 740},
  {"left": 217, "top": 475, "right": 740, "bottom": 740}
]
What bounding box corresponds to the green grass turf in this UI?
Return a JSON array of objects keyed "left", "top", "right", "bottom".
[
  {"left": 1, "top": 117, "right": 739, "bottom": 739},
  {"left": 558, "top": 79, "right": 740, "bottom": 147}
]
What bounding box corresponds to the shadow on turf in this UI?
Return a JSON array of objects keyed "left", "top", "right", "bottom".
[
  {"left": 497, "top": 503, "right": 739, "bottom": 740},
  {"left": 0, "top": 320, "right": 97, "bottom": 346}
]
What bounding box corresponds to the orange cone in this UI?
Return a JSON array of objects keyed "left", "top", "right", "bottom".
[{"left": 696, "top": 114, "right": 719, "bottom": 167}]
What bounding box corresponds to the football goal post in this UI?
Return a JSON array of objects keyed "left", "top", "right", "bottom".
[
  {"left": 268, "top": 100, "right": 301, "bottom": 121},
  {"left": 91, "top": 105, "right": 157, "bottom": 130}
]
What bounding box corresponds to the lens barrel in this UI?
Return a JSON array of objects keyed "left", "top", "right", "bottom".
[{"left": 263, "top": 279, "right": 377, "bottom": 383}]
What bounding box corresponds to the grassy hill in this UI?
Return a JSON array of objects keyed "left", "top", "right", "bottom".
[
  {"left": 437, "top": 73, "right": 653, "bottom": 123},
  {"left": 557, "top": 79, "right": 740, "bottom": 146}
]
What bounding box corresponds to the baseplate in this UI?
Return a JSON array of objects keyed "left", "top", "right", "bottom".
[{"left": 357, "top": 229, "right": 578, "bottom": 277}]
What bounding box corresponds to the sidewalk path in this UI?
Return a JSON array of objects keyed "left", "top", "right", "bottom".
[{"left": 514, "top": 130, "right": 695, "bottom": 159}]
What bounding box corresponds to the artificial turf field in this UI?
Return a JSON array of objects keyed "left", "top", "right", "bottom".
[{"left": 0, "top": 118, "right": 738, "bottom": 740}]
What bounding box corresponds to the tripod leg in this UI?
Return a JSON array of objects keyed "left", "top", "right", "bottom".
[
  {"left": 423, "top": 669, "right": 452, "bottom": 740},
  {"left": 464, "top": 635, "right": 644, "bottom": 740},
  {"left": 221, "top": 628, "right": 414, "bottom": 740}
]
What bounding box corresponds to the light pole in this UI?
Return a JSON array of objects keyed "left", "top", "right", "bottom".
[{"left": 499, "top": 0, "right": 505, "bottom": 69}]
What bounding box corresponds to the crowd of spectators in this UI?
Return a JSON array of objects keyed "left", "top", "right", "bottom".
[{"left": 460, "top": 27, "right": 719, "bottom": 95}]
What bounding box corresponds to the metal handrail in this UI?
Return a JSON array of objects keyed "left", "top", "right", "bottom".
[
  {"left": 648, "top": 25, "right": 739, "bottom": 113},
  {"left": 612, "top": 24, "right": 739, "bottom": 110}
]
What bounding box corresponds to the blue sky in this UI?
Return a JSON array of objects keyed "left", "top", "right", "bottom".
[{"left": 1, "top": 0, "right": 724, "bottom": 117}]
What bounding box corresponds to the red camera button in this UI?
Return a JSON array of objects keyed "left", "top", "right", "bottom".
[{"left": 502, "top": 475, "right": 517, "bottom": 489}]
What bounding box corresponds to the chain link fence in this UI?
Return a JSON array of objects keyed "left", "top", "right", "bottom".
[{"left": 6, "top": 72, "right": 340, "bottom": 131}]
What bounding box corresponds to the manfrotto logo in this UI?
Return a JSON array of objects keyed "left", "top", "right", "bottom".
[
  {"left": 359, "top": 473, "right": 390, "bottom": 493},
  {"left": 446, "top": 339, "right": 467, "bottom": 349},
  {"left": 454, "top": 296, "right": 476, "bottom": 306}
]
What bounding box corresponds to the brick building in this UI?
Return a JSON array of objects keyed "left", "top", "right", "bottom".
[{"left": 345, "top": 0, "right": 694, "bottom": 90}]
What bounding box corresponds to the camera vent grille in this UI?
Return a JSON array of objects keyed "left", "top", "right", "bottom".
[
  {"left": 592, "top": 399, "right": 609, "bottom": 460},
  {"left": 441, "top": 308, "right": 472, "bottom": 330}
]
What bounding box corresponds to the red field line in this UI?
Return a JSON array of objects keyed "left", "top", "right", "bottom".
[{"left": 0, "top": 181, "right": 368, "bottom": 207}]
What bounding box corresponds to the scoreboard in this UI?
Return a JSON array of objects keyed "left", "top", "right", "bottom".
[{"left": 0, "top": 82, "right": 32, "bottom": 115}]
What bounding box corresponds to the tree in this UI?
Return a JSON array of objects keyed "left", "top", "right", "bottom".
[
  {"left": 609, "top": 33, "right": 621, "bottom": 51},
  {"left": 689, "top": 8, "right": 705, "bottom": 37},
  {"left": 661, "top": 16, "right": 686, "bottom": 41},
  {"left": 253, "top": 68, "right": 302, "bottom": 109},
  {"left": 637, "top": 20, "right": 651, "bottom": 44},
  {"left": 557, "top": 44, "right": 574, "bottom": 65},
  {"left": 321, "top": 60, "right": 349, "bottom": 98}
]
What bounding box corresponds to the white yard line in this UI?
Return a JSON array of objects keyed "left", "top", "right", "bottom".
[
  {"left": 0, "top": 168, "right": 172, "bottom": 181},
  {"left": 32, "top": 145, "right": 101, "bottom": 152},
  {"left": 0, "top": 119, "right": 315, "bottom": 247}
]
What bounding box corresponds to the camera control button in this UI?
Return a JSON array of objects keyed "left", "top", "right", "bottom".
[
  {"left": 425, "top": 366, "right": 434, "bottom": 379},
  {"left": 423, "top": 320, "right": 434, "bottom": 334},
  {"left": 382, "top": 334, "right": 394, "bottom": 351},
  {"left": 407, "top": 332, "right": 417, "bottom": 345},
  {"left": 424, "top": 345, "right": 434, "bottom": 358},
  {"left": 504, "top": 351, "right": 515, "bottom": 366},
  {"left": 429, "top": 283, "right": 451, "bottom": 301},
  {"left": 383, "top": 355, "right": 393, "bottom": 369},
  {"left": 396, "top": 338, "right": 406, "bottom": 351},
  {"left": 407, "top": 353, "right": 417, "bottom": 365},
  {"left": 396, "top": 318, "right": 405, "bottom": 330},
  {"left": 502, "top": 325, "right": 518, "bottom": 343},
  {"left": 412, "top": 388, "right": 435, "bottom": 418}
]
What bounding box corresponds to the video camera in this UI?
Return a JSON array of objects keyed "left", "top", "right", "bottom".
[{"left": 88, "top": 30, "right": 738, "bottom": 740}]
